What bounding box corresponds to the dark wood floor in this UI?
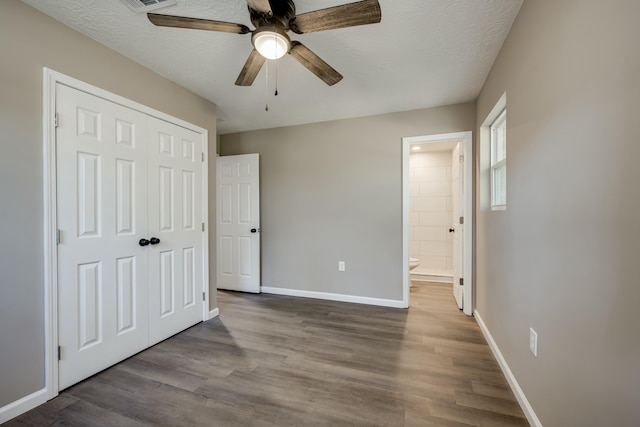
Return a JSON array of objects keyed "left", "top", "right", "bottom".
[{"left": 6, "top": 282, "right": 528, "bottom": 426}]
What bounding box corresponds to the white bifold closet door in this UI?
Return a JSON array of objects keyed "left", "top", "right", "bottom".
[{"left": 56, "top": 84, "right": 203, "bottom": 390}]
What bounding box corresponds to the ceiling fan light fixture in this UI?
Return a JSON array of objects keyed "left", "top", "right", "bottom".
[{"left": 252, "top": 27, "right": 290, "bottom": 60}]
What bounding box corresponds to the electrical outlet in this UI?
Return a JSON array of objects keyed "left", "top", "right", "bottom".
[
  {"left": 338, "top": 261, "right": 345, "bottom": 272},
  {"left": 529, "top": 328, "right": 538, "bottom": 357}
]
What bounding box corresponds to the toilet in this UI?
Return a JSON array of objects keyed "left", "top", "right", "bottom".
[{"left": 409, "top": 257, "right": 420, "bottom": 270}]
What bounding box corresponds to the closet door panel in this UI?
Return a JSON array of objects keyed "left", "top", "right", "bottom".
[
  {"left": 56, "top": 84, "right": 149, "bottom": 390},
  {"left": 147, "top": 118, "right": 204, "bottom": 345}
]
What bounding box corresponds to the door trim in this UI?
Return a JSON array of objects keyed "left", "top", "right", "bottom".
[
  {"left": 401, "top": 131, "right": 474, "bottom": 315},
  {"left": 42, "top": 68, "right": 209, "bottom": 400}
]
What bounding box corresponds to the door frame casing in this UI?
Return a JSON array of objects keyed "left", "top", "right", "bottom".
[
  {"left": 402, "top": 131, "right": 474, "bottom": 315},
  {"left": 42, "top": 68, "right": 210, "bottom": 400}
]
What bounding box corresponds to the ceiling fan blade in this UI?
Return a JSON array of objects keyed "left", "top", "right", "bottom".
[
  {"left": 246, "top": 0, "right": 273, "bottom": 15},
  {"left": 235, "top": 49, "right": 267, "bottom": 86},
  {"left": 290, "top": 0, "right": 381, "bottom": 34},
  {"left": 148, "top": 13, "right": 250, "bottom": 34},
  {"left": 289, "top": 42, "right": 343, "bottom": 86}
]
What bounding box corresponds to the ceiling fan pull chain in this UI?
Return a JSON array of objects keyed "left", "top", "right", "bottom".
[
  {"left": 265, "top": 59, "right": 269, "bottom": 111},
  {"left": 274, "top": 32, "right": 279, "bottom": 96},
  {"left": 275, "top": 59, "right": 279, "bottom": 96}
]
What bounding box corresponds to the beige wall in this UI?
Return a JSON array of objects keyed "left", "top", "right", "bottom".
[
  {"left": 221, "top": 104, "right": 475, "bottom": 301},
  {"left": 475, "top": 0, "right": 640, "bottom": 425},
  {"left": 0, "top": 0, "right": 217, "bottom": 408}
]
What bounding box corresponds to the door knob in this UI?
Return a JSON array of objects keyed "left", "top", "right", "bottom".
[
  {"left": 449, "top": 228, "right": 455, "bottom": 233},
  {"left": 149, "top": 237, "right": 160, "bottom": 245},
  {"left": 138, "top": 238, "right": 150, "bottom": 246},
  {"left": 250, "top": 228, "right": 259, "bottom": 233}
]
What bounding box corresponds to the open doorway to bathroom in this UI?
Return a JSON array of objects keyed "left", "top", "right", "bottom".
[{"left": 402, "top": 132, "right": 473, "bottom": 315}]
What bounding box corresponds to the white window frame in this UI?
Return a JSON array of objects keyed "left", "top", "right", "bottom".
[{"left": 490, "top": 108, "right": 507, "bottom": 209}]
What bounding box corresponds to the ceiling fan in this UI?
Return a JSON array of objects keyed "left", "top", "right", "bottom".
[{"left": 147, "top": 0, "right": 382, "bottom": 86}]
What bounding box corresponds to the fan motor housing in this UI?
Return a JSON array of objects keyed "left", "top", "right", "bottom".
[{"left": 250, "top": 0, "right": 296, "bottom": 30}]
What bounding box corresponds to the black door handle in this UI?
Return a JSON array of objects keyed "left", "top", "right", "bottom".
[
  {"left": 150, "top": 237, "right": 160, "bottom": 245},
  {"left": 139, "top": 238, "right": 150, "bottom": 247},
  {"left": 250, "top": 228, "right": 258, "bottom": 233},
  {"left": 449, "top": 228, "right": 455, "bottom": 233}
]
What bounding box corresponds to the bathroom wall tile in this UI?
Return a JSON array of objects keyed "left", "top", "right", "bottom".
[
  {"left": 413, "top": 197, "right": 428, "bottom": 212},
  {"left": 420, "top": 255, "right": 448, "bottom": 271},
  {"left": 410, "top": 182, "right": 420, "bottom": 197},
  {"left": 442, "top": 181, "right": 453, "bottom": 196},
  {"left": 424, "top": 166, "right": 448, "bottom": 182},
  {"left": 409, "top": 153, "right": 424, "bottom": 168},
  {"left": 418, "top": 181, "right": 434, "bottom": 195},
  {"left": 418, "top": 196, "right": 447, "bottom": 212},
  {"left": 412, "top": 197, "right": 427, "bottom": 212},
  {"left": 420, "top": 181, "right": 451, "bottom": 196},
  {"left": 413, "top": 166, "right": 441, "bottom": 183},
  {"left": 420, "top": 211, "right": 451, "bottom": 226},
  {"left": 410, "top": 241, "right": 420, "bottom": 256},
  {"left": 410, "top": 211, "right": 420, "bottom": 226},
  {"left": 413, "top": 167, "right": 428, "bottom": 182},
  {"left": 415, "top": 226, "right": 446, "bottom": 242},
  {"left": 420, "top": 240, "right": 453, "bottom": 256},
  {"left": 422, "top": 152, "right": 451, "bottom": 167},
  {"left": 438, "top": 181, "right": 451, "bottom": 195}
]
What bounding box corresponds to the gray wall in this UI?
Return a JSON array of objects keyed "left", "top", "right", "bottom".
[
  {"left": 0, "top": 0, "right": 218, "bottom": 408},
  {"left": 475, "top": 0, "right": 640, "bottom": 425},
  {"left": 221, "top": 104, "right": 475, "bottom": 301}
]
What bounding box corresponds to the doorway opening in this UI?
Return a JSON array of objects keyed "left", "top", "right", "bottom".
[{"left": 402, "top": 132, "right": 473, "bottom": 315}]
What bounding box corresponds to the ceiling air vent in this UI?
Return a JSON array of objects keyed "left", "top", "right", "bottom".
[{"left": 119, "top": 0, "right": 177, "bottom": 13}]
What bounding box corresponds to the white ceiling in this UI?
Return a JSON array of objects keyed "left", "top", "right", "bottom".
[{"left": 21, "top": 0, "right": 522, "bottom": 134}]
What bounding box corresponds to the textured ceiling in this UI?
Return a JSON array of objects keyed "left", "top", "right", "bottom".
[{"left": 21, "top": 0, "right": 523, "bottom": 134}]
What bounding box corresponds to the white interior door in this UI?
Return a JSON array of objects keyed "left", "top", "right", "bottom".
[
  {"left": 216, "top": 154, "right": 261, "bottom": 293},
  {"left": 147, "top": 117, "right": 204, "bottom": 345},
  {"left": 452, "top": 142, "right": 464, "bottom": 309},
  {"left": 56, "top": 85, "right": 149, "bottom": 389}
]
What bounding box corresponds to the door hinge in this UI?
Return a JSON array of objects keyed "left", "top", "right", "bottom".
[
  {"left": 56, "top": 228, "right": 61, "bottom": 245},
  {"left": 58, "top": 346, "right": 61, "bottom": 361},
  {"left": 459, "top": 216, "right": 464, "bottom": 225},
  {"left": 201, "top": 152, "right": 204, "bottom": 162},
  {"left": 459, "top": 278, "right": 464, "bottom": 286},
  {"left": 54, "top": 112, "right": 59, "bottom": 128},
  {"left": 202, "top": 292, "right": 206, "bottom": 301},
  {"left": 459, "top": 154, "right": 464, "bottom": 163},
  {"left": 202, "top": 222, "right": 205, "bottom": 232}
]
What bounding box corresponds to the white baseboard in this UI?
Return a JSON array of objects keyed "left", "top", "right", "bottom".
[
  {"left": 0, "top": 388, "right": 48, "bottom": 424},
  {"left": 207, "top": 307, "right": 220, "bottom": 320},
  {"left": 475, "top": 310, "right": 542, "bottom": 427},
  {"left": 410, "top": 274, "right": 453, "bottom": 283},
  {"left": 261, "top": 287, "right": 406, "bottom": 308}
]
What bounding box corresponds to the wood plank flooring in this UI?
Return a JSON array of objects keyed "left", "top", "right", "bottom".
[{"left": 6, "top": 282, "right": 528, "bottom": 426}]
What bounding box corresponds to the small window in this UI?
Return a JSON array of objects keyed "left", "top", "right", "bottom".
[{"left": 490, "top": 109, "right": 506, "bottom": 208}]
